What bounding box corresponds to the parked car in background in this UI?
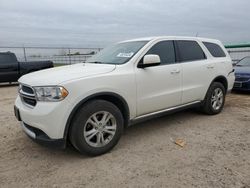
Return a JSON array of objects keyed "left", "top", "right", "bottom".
[
  {"left": 233, "top": 56, "right": 250, "bottom": 91},
  {"left": 0, "top": 52, "right": 53, "bottom": 83},
  {"left": 14, "top": 36, "right": 234, "bottom": 156}
]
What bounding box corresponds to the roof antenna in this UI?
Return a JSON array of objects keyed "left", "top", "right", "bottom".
[{"left": 195, "top": 32, "right": 199, "bottom": 37}]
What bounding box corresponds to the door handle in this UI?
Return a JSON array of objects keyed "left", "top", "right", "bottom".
[{"left": 171, "top": 69, "right": 180, "bottom": 74}]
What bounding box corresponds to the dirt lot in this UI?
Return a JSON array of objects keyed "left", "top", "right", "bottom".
[{"left": 0, "top": 85, "right": 249, "bottom": 188}]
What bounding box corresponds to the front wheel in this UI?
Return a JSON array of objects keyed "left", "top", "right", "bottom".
[
  {"left": 69, "top": 100, "right": 124, "bottom": 156},
  {"left": 201, "top": 82, "right": 226, "bottom": 115}
]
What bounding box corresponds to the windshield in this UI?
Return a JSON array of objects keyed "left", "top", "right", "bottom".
[
  {"left": 237, "top": 57, "right": 250, "bottom": 66},
  {"left": 86, "top": 41, "right": 148, "bottom": 65}
]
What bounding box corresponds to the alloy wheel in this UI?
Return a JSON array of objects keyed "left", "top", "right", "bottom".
[
  {"left": 211, "top": 88, "right": 224, "bottom": 110},
  {"left": 83, "top": 111, "right": 117, "bottom": 147}
]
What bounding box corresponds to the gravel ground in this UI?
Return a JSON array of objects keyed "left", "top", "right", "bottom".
[{"left": 0, "top": 84, "right": 249, "bottom": 188}]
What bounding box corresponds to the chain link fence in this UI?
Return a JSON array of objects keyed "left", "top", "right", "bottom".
[
  {"left": 225, "top": 44, "right": 250, "bottom": 63},
  {"left": 0, "top": 46, "right": 102, "bottom": 65},
  {"left": 227, "top": 48, "right": 250, "bottom": 63},
  {"left": 1, "top": 44, "right": 250, "bottom": 65}
]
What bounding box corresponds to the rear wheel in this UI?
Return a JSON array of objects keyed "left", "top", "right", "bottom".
[
  {"left": 201, "top": 82, "right": 226, "bottom": 115},
  {"left": 69, "top": 100, "right": 124, "bottom": 156}
]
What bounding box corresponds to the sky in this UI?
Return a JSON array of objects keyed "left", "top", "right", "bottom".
[{"left": 0, "top": 0, "right": 250, "bottom": 48}]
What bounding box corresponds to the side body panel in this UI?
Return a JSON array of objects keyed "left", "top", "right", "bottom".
[
  {"left": 135, "top": 63, "right": 182, "bottom": 115},
  {"left": 179, "top": 40, "right": 216, "bottom": 103}
]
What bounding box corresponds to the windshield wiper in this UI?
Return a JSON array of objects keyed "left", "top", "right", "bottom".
[
  {"left": 86, "top": 61, "right": 117, "bottom": 65},
  {"left": 87, "top": 61, "right": 104, "bottom": 64}
]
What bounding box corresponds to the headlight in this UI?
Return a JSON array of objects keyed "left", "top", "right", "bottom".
[{"left": 34, "top": 86, "right": 68, "bottom": 102}]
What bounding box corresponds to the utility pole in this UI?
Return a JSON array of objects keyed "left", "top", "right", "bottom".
[
  {"left": 23, "top": 46, "right": 27, "bottom": 62},
  {"left": 68, "top": 48, "right": 71, "bottom": 65}
]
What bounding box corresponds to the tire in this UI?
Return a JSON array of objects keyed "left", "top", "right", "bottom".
[
  {"left": 201, "top": 82, "right": 226, "bottom": 115},
  {"left": 69, "top": 100, "right": 124, "bottom": 156}
]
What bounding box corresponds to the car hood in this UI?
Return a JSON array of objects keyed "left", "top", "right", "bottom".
[
  {"left": 19, "top": 63, "right": 116, "bottom": 86},
  {"left": 234, "top": 66, "right": 250, "bottom": 76}
]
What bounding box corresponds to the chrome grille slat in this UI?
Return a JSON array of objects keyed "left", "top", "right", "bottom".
[
  {"left": 19, "top": 90, "right": 35, "bottom": 97},
  {"left": 19, "top": 93, "right": 36, "bottom": 99}
]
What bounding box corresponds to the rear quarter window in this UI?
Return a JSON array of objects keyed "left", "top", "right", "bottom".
[
  {"left": 176, "top": 40, "right": 206, "bottom": 62},
  {"left": 203, "top": 42, "right": 226, "bottom": 57}
]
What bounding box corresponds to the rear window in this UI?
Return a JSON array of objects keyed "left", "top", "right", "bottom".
[
  {"left": 176, "top": 40, "right": 206, "bottom": 62},
  {"left": 203, "top": 42, "right": 226, "bottom": 57}
]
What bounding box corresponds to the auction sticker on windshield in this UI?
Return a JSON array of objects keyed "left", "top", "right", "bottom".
[{"left": 117, "top": 52, "right": 134, "bottom": 58}]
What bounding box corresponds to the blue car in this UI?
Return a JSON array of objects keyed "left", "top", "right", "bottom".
[{"left": 233, "top": 56, "right": 250, "bottom": 91}]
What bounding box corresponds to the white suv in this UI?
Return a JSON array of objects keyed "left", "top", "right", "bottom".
[{"left": 14, "top": 36, "right": 235, "bottom": 155}]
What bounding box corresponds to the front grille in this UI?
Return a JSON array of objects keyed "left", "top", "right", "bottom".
[
  {"left": 19, "top": 84, "right": 37, "bottom": 107},
  {"left": 235, "top": 77, "right": 250, "bottom": 82},
  {"left": 22, "top": 85, "right": 34, "bottom": 94},
  {"left": 22, "top": 97, "right": 37, "bottom": 106}
]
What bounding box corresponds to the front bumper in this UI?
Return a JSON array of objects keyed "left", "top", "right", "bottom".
[
  {"left": 15, "top": 95, "right": 72, "bottom": 140},
  {"left": 21, "top": 121, "right": 66, "bottom": 148},
  {"left": 14, "top": 104, "right": 66, "bottom": 148},
  {"left": 233, "top": 80, "right": 250, "bottom": 91}
]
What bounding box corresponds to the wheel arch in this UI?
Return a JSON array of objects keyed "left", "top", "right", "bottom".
[
  {"left": 204, "top": 75, "right": 228, "bottom": 101},
  {"left": 63, "top": 92, "right": 130, "bottom": 140},
  {"left": 211, "top": 75, "right": 228, "bottom": 91}
]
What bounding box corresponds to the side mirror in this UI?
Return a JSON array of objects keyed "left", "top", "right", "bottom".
[{"left": 138, "top": 54, "right": 160, "bottom": 68}]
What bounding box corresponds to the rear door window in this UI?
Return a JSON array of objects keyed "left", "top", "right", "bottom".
[
  {"left": 176, "top": 40, "right": 206, "bottom": 62},
  {"left": 203, "top": 42, "right": 226, "bottom": 57}
]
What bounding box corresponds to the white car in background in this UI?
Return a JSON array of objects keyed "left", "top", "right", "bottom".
[{"left": 14, "top": 36, "right": 235, "bottom": 155}]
